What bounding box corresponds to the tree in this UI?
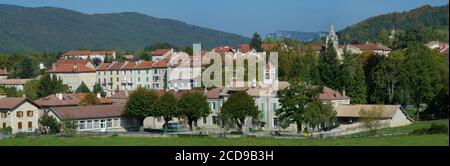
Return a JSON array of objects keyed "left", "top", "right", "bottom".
[
  {"left": 139, "top": 52, "right": 151, "bottom": 61},
  {"left": 359, "top": 106, "right": 384, "bottom": 136},
  {"left": 39, "top": 114, "right": 61, "bottom": 134},
  {"left": 79, "top": 93, "right": 100, "bottom": 106},
  {"left": 103, "top": 56, "right": 113, "bottom": 63},
  {"left": 362, "top": 52, "right": 385, "bottom": 103},
  {"left": 319, "top": 39, "right": 342, "bottom": 90},
  {"left": 61, "top": 116, "right": 77, "bottom": 137},
  {"left": 220, "top": 91, "right": 259, "bottom": 133},
  {"left": 123, "top": 87, "right": 158, "bottom": 128},
  {"left": 93, "top": 83, "right": 104, "bottom": 94},
  {"left": 295, "top": 45, "right": 321, "bottom": 85},
  {"left": 75, "top": 81, "right": 91, "bottom": 93},
  {"left": 277, "top": 47, "right": 296, "bottom": 81},
  {"left": 250, "top": 32, "right": 263, "bottom": 52},
  {"left": 24, "top": 79, "right": 40, "bottom": 100},
  {"left": 6, "top": 87, "right": 23, "bottom": 97},
  {"left": 144, "top": 42, "right": 177, "bottom": 52},
  {"left": 155, "top": 92, "right": 180, "bottom": 131},
  {"left": 371, "top": 51, "right": 407, "bottom": 104},
  {"left": 341, "top": 50, "right": 367, "bottom": 104},
  {"left": 303, "top": 99, "right": 335, "bottom": 132},
  {"left": 178, "top": 92, "right": 210, "bottom": 131},
  {"left": 403, "top": 44, "right": 443, "bottom": 120},
  {"left": 180, "top": 46, "right": 193, "bottom": 56},
  {"left": 37, "top": 73, "right": 67, "bottom": 98},
  {"left": 276, "top": 78, "right": 322, "bottom": 133},
  {"left": 18, "top": 56, "right": 36, "bottom": 78}
]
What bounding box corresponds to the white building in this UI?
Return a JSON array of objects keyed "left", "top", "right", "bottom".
[
  {"left": 0, "top": 97, "right": 41, "bottom": 134},
  {"left": 62, "top": 50, "right": 116, "bottom": 62}
]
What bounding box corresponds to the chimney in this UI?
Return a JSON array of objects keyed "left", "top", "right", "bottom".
[
  {"left": 52, "top": 63, "right": 56, "bottom": 70},
  {"left": 96, "top": 93, "right": 101, "bottom": 99},
  {"left": 203, "top": 87, "right": 208, "bottom": 95},
  {"left": 73, "top": 64, "right": 78, "bottom": 70},
  {"left": 56, "top": 93, "right": 63, "bottom": 100},
  {"left": 342, "top": 90, "right": 346, "bottom": 97}
]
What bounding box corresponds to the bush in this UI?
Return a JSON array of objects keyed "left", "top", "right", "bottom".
[
  {"left": 0, "top": 127, "right": 12, "bottom": 135},
  {"left": 409, "top": 123, "right": 448, "bottom": 135}
]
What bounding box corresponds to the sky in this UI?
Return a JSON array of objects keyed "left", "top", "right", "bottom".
[{"left": 0, "top": 0, "right": 448, "bottom": 37}]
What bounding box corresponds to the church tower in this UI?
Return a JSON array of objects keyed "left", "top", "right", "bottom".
[{"left": 326, "top": 24, "right": 339, "bottom": 50}]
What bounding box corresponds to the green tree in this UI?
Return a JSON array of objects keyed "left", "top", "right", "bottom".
[
  {"left": 75, "top": 81, "right": 91, "bottom": 93},
  {"left": 303, "top": 99, "right": 335, "bottom": 132},
  {"left": 220, "top": 91, "right": 259, "bottom": 133},
  {"left": 93, "top": 83, "right": 104, "bottom": 94},
  {"left": 181, "top": 46, "right": 193, "bottom": 56},
  {"left": 276, "top": 78, "right": 322, "bottom": 133},
  {"left": 359, "top": 106, "right": 384, "bottom": 136},
  {"left": 403, "top": 44, "right": 443, "bottom": 120},
  {"left": 61, "top": 116, "right": 77, "bottom": 137},
  {"left": 79, "top": 93, "right": 100, "bottom": 106},
  {"left": 39, "top": 114, "right": 61, "bottom": 134},
  {"left": 155, "top": 92, "right": 180, "bottom": 131},
  {"left": 24, "top": 80, "right": 40, "bottom": 100},
  {"left": 341, "top": 51, "right": 367, "bottom": 104},
  {"left": 319, "top": 39, "right": 342, "bottom": 90},
  {"left": 295, "top": 45, "right": 321, "bottom": 85},
  {"left": 371, "top": 51, "right": 407, "bottom": 104},
  {"left": 139, "top": 52, "right": 151, "bottom": 61},
  {"left": 6, "top": 87, "right": 23, "bottom": 97},
  {"left": 37, "top": 73, "right": 67, "bottom": 98},
  {"left": 178, "top": 92, "right": 210, "bottom": 131},
  {"left": 277, "top": 47, "right": 296, "bottom": 81},
  {"left": 123, "top": 88, "right": 158, "bottom": 127},
  {"left": 18, "top": 56, "right": 36, "bottom": 78},
  {"left": 250, "top": 32, "right": 263, "bottom": 52}
]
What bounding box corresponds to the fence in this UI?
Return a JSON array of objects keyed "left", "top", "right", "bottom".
[{"left": 311, "top": 120, "right": 391, "bottom": 138}]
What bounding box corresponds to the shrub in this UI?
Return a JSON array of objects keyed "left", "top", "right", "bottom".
[
  {"left": 409, "top": 123, "right": 448, "bottom": 135},
  {"left": 0, "top": 127, "right": 12, "bottom": 135}
]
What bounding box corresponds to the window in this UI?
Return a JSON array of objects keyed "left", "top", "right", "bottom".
[
  {"left": 1, "top": 112, "right": 7, "bottom": 118},
  {"left": 146, "top": 69, "right": 149, "bottom": 74},
  {"left": 86, "top": 120, "right": 92, "bottom": 129},
  {"left": 28, "top": 121, "right": 32, "bottom": 129},
  {"left": 18, "top": 122, "right": 22, "bottom": 129},
  {"left": 154, "top": 70, "right": 158, "bottom": 74},
  {"left": 203, "top": 117, "right": 207, "bottom": 124},
  {"left": 153, "top": 84, "right": 159, "bottom": 88},
  {"left": 104, "top": 71, "right": 106, "bottom": 75},
  {"left": 273, "top": 118, "right": 278, "bottom": 127},
  {"left": 16, "top": 111, "right": 23, "bottom": 118},
  {"left": 107, "top": 119, "right": 112, "bottom": 128},
  {"left": 116, "top": 71, "right": 119, "bottom": 75},
  {"left": 2, "top": 122, "right": 6, "bottom": 129},
  {"left": 116, "top": 77, "right": 119, "bottom": 82},
  {"left": 138, "top": 77, "right": 141, "bottom": 82},
  {"left": 94, "top": 120, "right": 99, "bottom": 129},
  {"left": 100, "top": 120, "right": 105, "bottom": 128},
  {"left": 79, "top": 121, "right": 85, "bottom": 130},
  {"left": 146, "top": 77, "right": 149, "bottom": 82},
  {"left": 27, "top": 111, "right": 33, "bottom": 117},
  {"left": 273, "top": 103, "right": 278, "bottom": 112},
  {"left": 212, "top": 116, "right": 217, "bottom": 125},
  {"left": 153, "top": 76, "right": 160, "bottom": 81}
]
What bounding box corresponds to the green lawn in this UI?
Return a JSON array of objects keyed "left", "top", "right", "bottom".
[
  {"left": 0, "top": 134, "right": 447, "bottom": 146},
  {"left": 1, "top": 120, "right": 447, "bottom": 146}
]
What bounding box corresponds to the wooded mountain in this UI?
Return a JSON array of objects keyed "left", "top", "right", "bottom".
[
  {"left": 338, "top": 4, "right": 449, "bottom": 44},
  {"left": 0, "top": 4, "right": 249, "bottom": 53},
  {"left": 266, "top": 31, "right": 327, "bottom": 42}
]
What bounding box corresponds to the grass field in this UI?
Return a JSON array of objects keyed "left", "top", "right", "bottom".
[{"left": 0, "top": 120, "right": 447, "bottom": 146}]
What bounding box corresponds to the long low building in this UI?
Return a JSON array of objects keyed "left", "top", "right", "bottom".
[
  {"left": 335, "top": 104, "right": 413, "bottom": 127},
  {"left": 47, "top": 104, "right": 139, "bottom": 132}
]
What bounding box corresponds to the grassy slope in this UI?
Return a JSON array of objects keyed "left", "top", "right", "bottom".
[
  {"left": 0, "top": 134, "right": 447, "bottom": 146},
  {"left": 1, "top": 120, "right": 447, "bottom": 146}
]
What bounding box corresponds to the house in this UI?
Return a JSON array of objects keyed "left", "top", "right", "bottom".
[
  {"left": 313, "top": 24, "right": 392, "bottom": 60},
  {"left": 0, "top": 79, "right": 31, "bottom": 91},
  {"left": 151, "top": 48, "right": 174, "bottom": 61},
  {"left": 34, "top": 93, "right": 113, "bottom": 109},
  {"left": 238, "top": 44, "right": 252, "bottom": 53},
  {"left": 319, "top": 87, "right": 351, "bottom": 109},
  {"left": 62, "top": 50, "right": 116, "bottom": 62},
  {"left": 47, "top": 103, "right": 139, "bottom": 132},
  {"left": 0, "top": 97, "right": 41, "bottom": 134},
  {"left": 48, "top": 59, "right": 96, "bottom": 92},
  {"left": 212, "top": 46, "right": 235, "bottom": 56},
  {"left": 0, "top": 69, "right": 9, "bottom": 81},
  {"left": 335, "top": 104, "right": 413, "bottom": 127}
]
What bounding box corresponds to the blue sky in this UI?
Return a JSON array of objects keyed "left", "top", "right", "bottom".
[{"left": 0, "top": 0, "right": 448, "bottom": 37}]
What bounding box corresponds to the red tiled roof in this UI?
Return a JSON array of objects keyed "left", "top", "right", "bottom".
[
  {"left": 0, "top": 97, "right": 39, "bottom": 110},
  {"left": 351, "top": 43, "right": 391, "bottom": 51},
  {"left": 262, "top": 44, "right": 275, "bottom": 51},
  {"left": 63, "top": 50, "right": 115, "bottom": 56},
  {"left": 50, "top": 104, "right": 125, "bottom": 120},
  {"left": 319, "top": 87, "right": 350, "bottom": 100},
  {"left": 239, "top": 44, "right": 251, "bottom": 53},
  {"left": 205, "top": 87, "right": 225, "bottom": 99},
  {"left": 135, "top": 61, "right": 154, "bottom": 69},
  {"left": 35, "top": 93, "right": 112, "bottom": 107},
  {"left": 55, "top": 59, "right": 90, "bottom": 67},
  {"left": 121, "top": 62, "right": 137, "bottom": 70},
  {"left": 151, "top": 60, "right": 168, "bottom": 68},
  {"left": 48, "top": 63, "right": 95, "bottom": 73},
  {"left": 0, "top": 69, "right": 10, "bottom": 75},
  {"left": 212, "top": 46, "right": 234, "bottom": 55},
  {"left": 151, "top": 49, "right": 172, "bottom": 56},
  {"left": 96, "top": 63, "right": 111, "bottom": 71},
  {"left": 107, "top": 62, "right": 126, "bottom": 70}
]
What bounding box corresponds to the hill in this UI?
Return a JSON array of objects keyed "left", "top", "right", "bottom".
[
  {"left": 338, "top": 4, "right": 449, "bottom": 44},
  {"left": 0, "top": 4, "right": 249, "bottom": 52},
  {"left": 266, "top": 31, "right": 327, "bottom": 42}
]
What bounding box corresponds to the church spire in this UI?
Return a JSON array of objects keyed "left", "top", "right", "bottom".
[{"left": 326, "top": 24, "right": 339, "bottom": 50}]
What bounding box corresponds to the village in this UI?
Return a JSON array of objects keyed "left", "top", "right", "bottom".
[{"left": 2, "top": 24, "right": 446, "bottom": 139}]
